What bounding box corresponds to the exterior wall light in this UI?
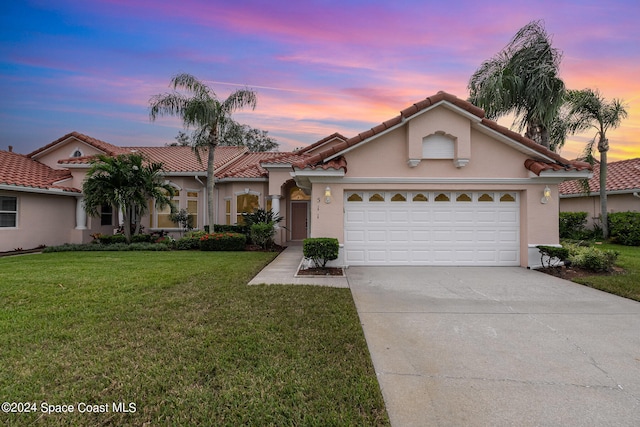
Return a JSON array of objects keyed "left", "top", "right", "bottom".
[
  {"left": 324, "top": 186, "right": 332, "bottom": 204},
  {"left": 541, "top": 185, "right": 551, "bottom": 204}
]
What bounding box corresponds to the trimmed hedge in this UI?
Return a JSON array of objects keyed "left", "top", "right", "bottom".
[
  {"left": 43, "top": 243, "right": 170, "bottom": 252},
  {"left": 303, "top": 238, "right": 339, "bottom": 268},
  {"left": 536, "top": 245, "right": 569, "bottom": 268},
  {"left": 609, "top": 212, "right": 640, "bottom": 246},
  {"left": 559, "top": 212, "right": 589, "bottom": 239},
  {"left": 199, "top": 232, "right": 246, "bottom": 251},
  {"left": 213, "top": 224, "right": 249, "bottom": 235}
]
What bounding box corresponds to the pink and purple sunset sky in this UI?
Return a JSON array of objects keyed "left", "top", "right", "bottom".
[{"left": 1, "top": 0, "right": 639, "bottom": 160}]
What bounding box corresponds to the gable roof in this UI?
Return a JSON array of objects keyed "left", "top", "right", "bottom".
[
  {"left": 28, "top": 131, "right": 128, "bottom": 158},
  {"left": 559, "top": 158, "right": 640, "bottom": 196},
  {"left": 0, "top": 150, "right": 79, "bottom": 193},
  {"left": 293, "top": 91, "right": 591, "bottom": 175}
]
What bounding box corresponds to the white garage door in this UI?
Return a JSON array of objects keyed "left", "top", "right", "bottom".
[{"left": 344, "top": 191, "right": 520, "bottom": 266}]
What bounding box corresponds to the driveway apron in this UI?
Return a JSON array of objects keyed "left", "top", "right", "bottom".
[{"left": 347, "top": 266, "right": 640, "bottom": 426}]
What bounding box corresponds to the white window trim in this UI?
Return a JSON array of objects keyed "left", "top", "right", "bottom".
[{"left": 0, "top": 195, "right": 18, "bottom": 228}]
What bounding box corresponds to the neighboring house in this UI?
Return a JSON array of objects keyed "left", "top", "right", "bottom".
[
  {"left": 559, "top": 158, "right": 640, "bottom": 227},
  {"left": 1, "top": 92, "right": 591, "bottom": 268}
]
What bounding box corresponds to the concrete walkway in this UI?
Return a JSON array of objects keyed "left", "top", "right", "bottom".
[{"left": 247, "top": 244, "right": 348, "bottom": 287}]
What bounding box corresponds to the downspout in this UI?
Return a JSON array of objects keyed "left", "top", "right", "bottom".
[{"left": 634, "top": 192, "right": 640, "bottom": 199}]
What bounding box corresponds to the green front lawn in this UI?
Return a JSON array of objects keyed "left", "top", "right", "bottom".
[
  {"left": 572, "top": 243, "right": 640, "bottom": 302},
  {"left": 0, "top": 252, "right": 389, "bottom": 426}
]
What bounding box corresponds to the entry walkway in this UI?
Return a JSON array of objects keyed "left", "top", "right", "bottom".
[{"left": 247, "top": 244, "right": 348, "bottom": 287}]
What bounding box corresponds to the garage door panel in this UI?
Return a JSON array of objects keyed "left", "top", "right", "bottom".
[
  {"left": 344, "top": 191, "right": 519, "bottom": 266},
  {"left": 367, "top": 230, "right": 386, "bottom": 242}
]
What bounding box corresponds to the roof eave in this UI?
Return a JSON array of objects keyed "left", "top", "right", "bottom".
[{"left": 0, "top": 183, "right": 80, "bottom": 196}]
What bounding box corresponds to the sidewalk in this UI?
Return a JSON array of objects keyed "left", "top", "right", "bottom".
[{"left": 247, "top": 245, "right": 349, "bottom": 287}]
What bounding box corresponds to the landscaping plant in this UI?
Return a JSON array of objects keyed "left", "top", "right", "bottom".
[{"left": 303, "top": 238, "right": 339, "bottom": 268}]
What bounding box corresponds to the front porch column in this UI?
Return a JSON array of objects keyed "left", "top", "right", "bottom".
[
  {"left": 75, "top": 196, "right": 87, "bottom": 230},
  {"left": 270, "top": 195, "right": 281, "bottom": 228}
]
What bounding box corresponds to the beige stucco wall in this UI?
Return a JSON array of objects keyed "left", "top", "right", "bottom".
[
  {"left": 560, "top": 193, "right": 640, "bottom": 227},
  {"left": 1, "top": 191, "right": 82, "bottom": 252}
]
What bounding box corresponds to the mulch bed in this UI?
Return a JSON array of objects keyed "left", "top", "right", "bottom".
[
  {"left": 296, "top": 267, "right": 345, "bottom": 277},
  {"left": 536, "top": 265, "right": 625, "bottom": 280}
]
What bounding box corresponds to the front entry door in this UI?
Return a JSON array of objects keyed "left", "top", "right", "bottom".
[{"left": 291, "top": 201, "right": 309, "bottom": 240}]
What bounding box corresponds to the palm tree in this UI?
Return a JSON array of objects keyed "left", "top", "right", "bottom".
[
  {"left": 468, "top": 20, "right": 566, "bottom": 149},
  {"left": 564, "top": 89, "right": 628, "bottom": 239},
  {"left": 83, "top": 153, "right": 175, "bottom": 242},
  {"left": 149, "top": 73, "right": 257, "bottom": 228}
]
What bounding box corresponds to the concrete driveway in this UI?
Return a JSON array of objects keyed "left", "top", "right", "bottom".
[{"left": 347, "top": 266, "right": 640, "bottom": 426}]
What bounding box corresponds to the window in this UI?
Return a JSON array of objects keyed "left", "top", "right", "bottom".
[
  {"left": 434, "top": 193, "right": 450, "bottom": 202},
  {"left": 156, "top": 190, "right": 179, "bottom": 228},
  {"left": 500, "top": 193, "right": 516, "bottom": 202},
  {"left": 0, "top": 196, "right": 17, "bottom": 227},
  {"left": 478, "top": 193, "right": 494, "bottom": 202},
  {"left": 237, "top": 193, "right": 259, "bottom": 224},
  {"left": 290, "top": 187, "right": 311, "bottom": 201},
  {"left": 347, "top": 193, "right": 363, "bottom": 202},
  {"left": 422, "top": 134, "right": 454, "bottom": 159},
  {"left": 187, "top": 191, "right": 198, "bottom": 228},
  {"left": 391, "top": 193, "right": 407, "bottom": 202},
  {"left": 225, "top": 199, "right": 231, "bottom": 225},
  {"left": 412, "top": 193, "right": 428, "bottom": 202},
  {"left": 369, "top": 193, "right": 385, "bottom": 202},
  {"left": 100, "top": 204, "right": 113, "bottom": 226},
  {"left": 456, "top": 193, "right": 472, "bottom": 202}
]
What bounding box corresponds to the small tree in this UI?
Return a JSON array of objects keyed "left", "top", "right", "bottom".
[
  {"left": 83, "top": 153, "right": 175, "bottom": 243},
  {"left": 170, "top": 208, "right": 193, "bottom": 236},
  {"left": 564, "top": 89, "right": 628, "bottom": 239}
]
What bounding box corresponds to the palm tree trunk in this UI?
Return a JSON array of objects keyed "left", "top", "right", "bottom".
[
  {"left": 206, "top": 142, "right": 216, "bottom": 229},
  {"left": 122, "top": 206, "right": 132, "bottom": 243},
  {"left": 599, "top": 146, "right": 609, "bottom": 239}
]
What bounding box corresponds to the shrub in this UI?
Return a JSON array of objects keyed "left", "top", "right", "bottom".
[
  {"left": 43, "top": 243, "right": 170, "bottom": 252},
  {"left": 199, "top": 233, "right": 246, "bottom": 251},
  {"left": 131, "top": 234, "right": 154, "bottom": 243},
  {"left": 303, "top": 238, "right": 339, "bottom": 268},
  {"left": 213, "top": 224, "right": 249, "bottom": 235},
  {"left": 566, "top": 244, "right": 619, "bottom": 272},
  {"left": 95, "top": 234, "right": 127, "bottom": 244},
  {"left": 608, "top": 212, "right": 640, "bottom": 246},
  {"left": 250, "top": 222, "right": 275, "bottom": 249},
  {"left": 242, "top": 208, "right": 284, "bottom": 227},
  {"left": 559, "top": 212, "right": 589, "bottom": 239},
  {"left": 536, "top": 245, "right": 569, "bottom": 268}
]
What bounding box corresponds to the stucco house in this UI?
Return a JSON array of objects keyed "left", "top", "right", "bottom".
[
  {"left": 559, "top": 158, "right": 640, "bottom": 227},
  {"left": 1, "top": 92, "right": 591, "bottom": 267}
]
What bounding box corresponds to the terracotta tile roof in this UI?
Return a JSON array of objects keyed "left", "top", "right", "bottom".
[
  {"left": 0, "top": 150, "right": 79, "bottom": 193},
  {"left": 217, "top": 152, "right": 310, "bottom": 179},
  {"left": 559, "top": 158, "right": 640, "bottom": 195},
  {"left": 28, "top": 131, "right": 128, "bottom": 158},
  {"left": 124, "top": 146, "right": 247, "bottom": 173},
  {"left": 296, "top": 132, "right": 348, "bottom": 154},
  {"left": 292, "top": 91, "right": 591, "bottom": 175}
]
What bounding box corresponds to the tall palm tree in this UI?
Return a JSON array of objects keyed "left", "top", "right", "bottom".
[
  {"left": 468, "top": 20, "right": 566, "bottom": 149},
  {"left": 83, "top": 153, "right": 175, "bottom": 242},
  {"left": 564, "top": 88, "right": 628, "bottom": 239},
  {"left": 149, "top": 73, "right": 257, "bottom": 228}
]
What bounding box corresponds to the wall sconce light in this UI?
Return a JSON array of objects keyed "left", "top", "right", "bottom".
[
  {"left": 324, "top": 186, "right": 332, "bottom": 204},
  {"left": 541, "top": 185, "right": 551, "bottom": 204}
]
